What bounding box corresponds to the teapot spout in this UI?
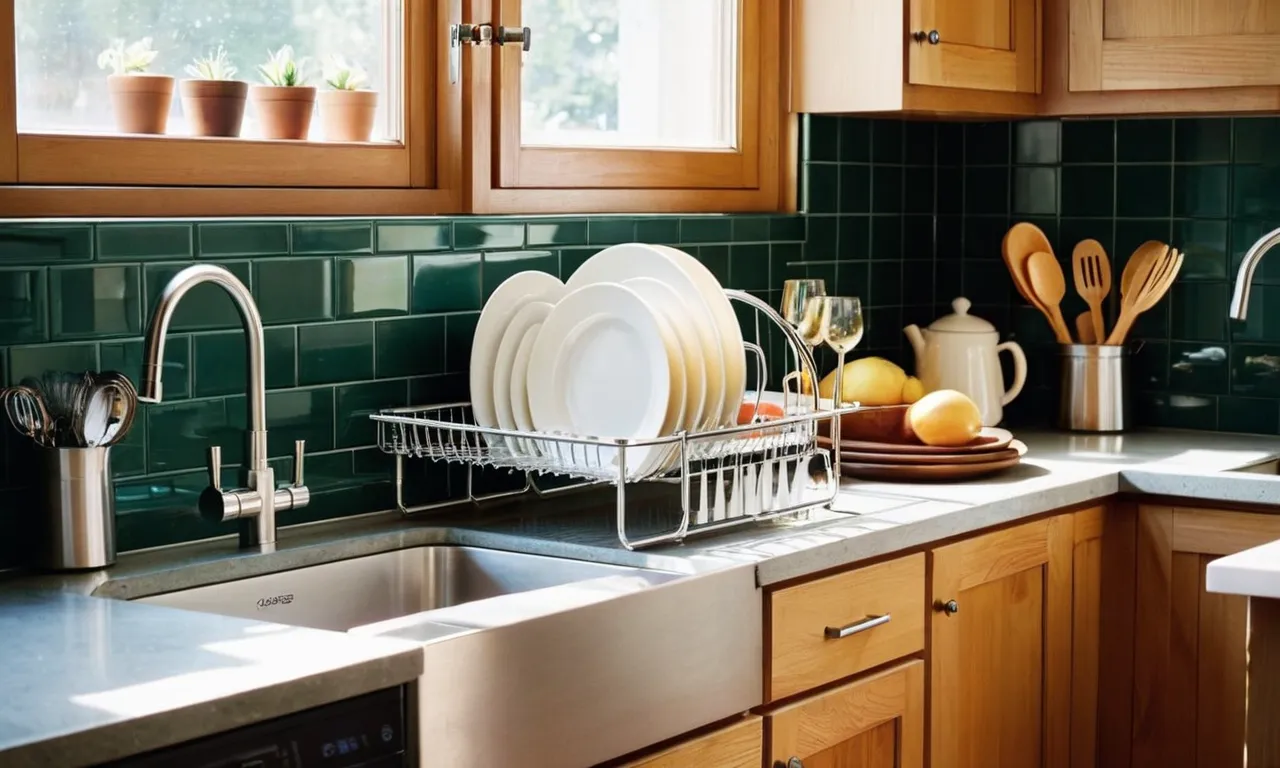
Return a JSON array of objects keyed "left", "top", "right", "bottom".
[{"left": 903, "top": 324, "right": 926, "bottom": 359}]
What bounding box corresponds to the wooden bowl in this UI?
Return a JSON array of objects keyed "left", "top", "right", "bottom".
[{"left": 820, "top": 404, "right": 912, "bottom": 443}]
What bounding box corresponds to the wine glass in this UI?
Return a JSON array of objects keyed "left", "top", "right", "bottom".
[
  {"left": 779, "top": 279, "right": 826, "bottom": 404},
  {"left": 813, "top": 296, "right": 864, "bottom": 470}
]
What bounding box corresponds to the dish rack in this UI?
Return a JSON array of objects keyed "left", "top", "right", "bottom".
[{"left": 371, "top": 290, "right": 859, "bottom": 550}]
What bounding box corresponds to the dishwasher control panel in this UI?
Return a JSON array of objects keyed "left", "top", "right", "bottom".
[{"left": 104, "top": 686, "right": 407, "bottom": 768}]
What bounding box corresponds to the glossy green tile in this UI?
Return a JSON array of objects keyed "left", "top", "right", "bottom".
[
  {"left": 1175, "top": 118, "right": 1231, "bottom": 163},
  {"left": 1234, "top": 117, "right": 1280, "bottom": 164},
  {"left": 904, "top": 167, "right": 933, "bottom": 214},
  {"left": 936, "top": 216, "right": 963, "bottom": 260},
  {"left": 445, "top": 313, "right": 478, "bottom": 374},
  {"left": 336, "top": 256, "right": 408, "bottom": 319},
  {"left": 0, "top": 225, "right": 92, "bottom": 262},
  {"left": 1061, "top": 120, "right": 1114, "bottom": 164},
  {"left": 870, "top": 119, "right": 904, "bottom": 164},
  {"left": 558, "top": 246, "right": 603, "bottom": 279},
  {"left": 1013, "top": 167, "right": 1057, "bottom": 216},
  {"left": 807, "top": 164, "right": 838, "bottom": 214},
  {"left": 1117, "top": 119, "right": 1173, "bottom": 163},
  {"left": 50, "top": 265, "right": 140, "bottom": 340},
  {"left": 254, "top": 258, "right": 335, "bottom": 324},
  {"left": 586, "top": 218, "right": 636, "bottom": 245},
  {"left": 901, "top": 260, "right": 934, "bottom": 305},
  {"left": 1170, "top": 282, "right": 1228, "bottom": 341},
  {"left": 838, "top": 216, "right": 869, "bottom": 260},
  {"left": 769, "top": 242, "right": 804, "bottom": 287},
  {"left": 1135, "top": 391, "right": 1218, "bottom": 430},
  {"left": 965, "top": 166, "right": 1009, "bottom": 215},
  {"left": 1014, "top": 121, "right": 1060, "bottom": 165},
  {"left": 840, "top": 118, "right": 871, "bottom": 163},
  {"left": 962, "top": 260, "right": 1012, "bottom": 305},
  {"left": 101, "top": 336, "right": 190, "bottom": 400},
  {"left": 1131, "top": 294, "right": 1169, "bottom": 340},
  {"left": 936, "top": 123, "right": 964, "bottom": 166},
  {"left": 1131, "top": 341, "right": 1170, "bottom": 390},
  {"left": 1232, "top": 165, "right": 1280, "bottom": 219},
  {"left": 147, "top": 396, "right": 247, "bottom": 473},
  {"left": 376, "top": 221, "right": 451, "bottom": 253},
  {"left": 298, "top": 322, "right": 375, "bottom": 385},
  {"left": 1060, "top": 165, "right": 1114, "bottom": 217},
  {"left": 730, "top": 217, "right": 770, "bottom": 243},
  {"left": 336, "top": 380, "right": 409, "bottom": 449},
  {"left": 905, "top": 122, "right": 935, "bottom": 166},
  {"left": 1116, "top": 166, "right": 1171, "bottom": 218},
  {"left": 870, "top": 216, "right": 902, "bottom": 260},
  {"left": 636, "top": 218, "right": 681, "bottom": 244},
  {"left": 729, "top": 244, "right": 769, "bottom": 290},
  {"left": 1231, "top": 284, "right": 1280, "bottom": 342},
  {"left": 412, "top": 252, "right": 481, "bottom": 313},
  {"left": 965, "top": 122, "right": 1010, "bottom": 165},
  {"left": 937, "top": 167, "right": 962, "bottom": 215},
  {"left": 1168, "top": 341, "right": 1228, "bottom": 394},
  {"left": 483, "top": 251, "right": 557, "bottom": 298},
  {"left": 1218, "top": 396, "right": 1280, "bottom": 434},
  {"left": 109, "top": 416, "right": 146, "bottom": 478},
  {"left": 696, "top": 245, "right": 730, "bottom": 285},
  {"left": 806, "top": 115, "right": 840, "bottom": 161},
  {"left": 0, "top": 269, "right": 45, "bottom": 344},
  {"left": 144, "top": 261, "right": 253, "bottom": 332},
  {"left": 903, "top": 215, "right": 933, "bottom": 260},
  {"left": 98, "top": 223, "right": 193, "bottom": 261},
  {"left": 9, "top": 342, "right": 96, "bottom": 384},
  {"left": 769, "top": 215, "right": 806, "bottom": 242},
  {"left": 527, "top": 219, "right": 588, "bottom": 247},
  {"left": 191, "top": 327, "right": 295, "bottom": 397},
  {"left": 1232, "top": 343, "right": 1280, "bottom": 397},
  {"left": 1115, "top": 219, "right": 1171, "bottom": 268},
  {"left": 375, "top": 316, "right": 444, "bottom": 378},
  {"left": 1173, "top": 220, "right": 1228, "bottom": 280},
  {"left": 455, "top": 221, "right": 523, "bottom": 250},
  {"left": 266, "top": 387, "right": 335, "bottom": 456},
  {"left": 1058, "top": 218, "right": 1111, "bottom": 261},
  {"left": 866, "top": 306, "right": 902, "bottom": 349},
  {"left": 869, "top": 261, "right": 903, "bottom": 306},
  {"left": 839, "top": 165, "right": 871, "bottom": 214},
  {"left": 680, "top": 217, "right": 733, "bottom": 244},
  {"left": 964, "top": 216, "right": 1010, "bottom": 261},
  {"left": 291, "top": 221, "right": 372, "bottom": 255},
  {"left": 1173, "top": 165, "right": 1229, "bottom": 218},
  {"left": 198, "top": 223, "right": 289, "bottom": 257},
  {"left": 871, "top": 166, "right": 902, "bottom": 213}
]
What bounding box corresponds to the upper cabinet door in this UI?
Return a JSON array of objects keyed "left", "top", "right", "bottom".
[
  {"left": 1070, "top": 0, "right": 1280, "bottom": 89},
  {"left": 908, "top": 0, "right": 1040, "bottom": 93}
]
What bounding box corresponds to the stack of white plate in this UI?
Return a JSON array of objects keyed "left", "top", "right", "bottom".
[{"left": 469, "top": 243, "right": 748, "bottom": 477}]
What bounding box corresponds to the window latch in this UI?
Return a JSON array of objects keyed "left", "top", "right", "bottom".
[{"left": 449, "top": 23, "right": 533, "bottom": 84}]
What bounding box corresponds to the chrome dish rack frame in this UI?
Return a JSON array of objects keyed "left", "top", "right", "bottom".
[{"left": 372, "top": 290, "right": 857, "bottom": 550}]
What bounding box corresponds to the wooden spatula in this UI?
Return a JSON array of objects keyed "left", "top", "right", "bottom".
[
  {"left": 1026, "top": 251, "right": 1073, "bottom": 344},
  {"left": 1119, "top": 241, "right": 1168, "bottom": 298},
  {"left": 1002, "top": 223, "right": 1055, "bottom": 311},
  {"left": 1106, "top": 246, "right": 1182, "bottom": 345},
  {"left": 1072, "top": 239, "right": 1111, "bottom": 346},
  {"left": 1075, "top": 311, "right": 1096, "bottom": 344}
]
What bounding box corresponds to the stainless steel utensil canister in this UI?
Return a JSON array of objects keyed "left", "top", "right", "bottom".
[
  {"left": 40, "top": 446, "right": 115, "bottom": 570},
  {"left": 1058, "top": 344, "right": 1130, "bottom": 432}
]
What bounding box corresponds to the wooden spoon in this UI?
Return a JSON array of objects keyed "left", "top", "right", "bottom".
[
  {"left": 1071, "top": 239, "right": 1111, "bottom": 346},
  {"left": 1119, "top": 241, "right": 1169, "bottom": 298},
  {"left": 1106, "top": 247, "right": 1183, "bottom": 345},
  {"left": 1075, "top": 311, "right": 1096, "bottom": 344},
  {"left": 1002, "top": 223, "right": 1054, "bottom": 305},
  {"left": 1026, "top": 251, "right": 1073, "bottom": 344}
]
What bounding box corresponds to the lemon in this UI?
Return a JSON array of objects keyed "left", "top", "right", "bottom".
[
  {"left": 818, "top": 357, "right": 908, "bottom": 406},
  {"left": 905, "top": 389, "right": 982, "bottom": 447},
  {"left": 901, "top": 376, "right": 925, "bottom": 404}
]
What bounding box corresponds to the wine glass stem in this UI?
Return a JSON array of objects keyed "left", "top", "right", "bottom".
[{"left": 832, "top": 350, "right": 846, "bottom": 471}]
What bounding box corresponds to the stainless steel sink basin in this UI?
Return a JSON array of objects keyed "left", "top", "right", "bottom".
[
  {"left": 137, "top": 545, "right": 671, "bottom": 632},
  {"left": 1227, "top": 459, "right": 1280, "bottom": 475}
]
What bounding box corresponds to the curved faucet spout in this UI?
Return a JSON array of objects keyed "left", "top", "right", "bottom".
[{"left": 1229, "top": 226, "right": 1280, "bottom": 321}]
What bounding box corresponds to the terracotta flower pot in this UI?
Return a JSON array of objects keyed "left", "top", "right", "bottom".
[
  {"left": 107, "top": 74, "right": 175, "bottom": 135},
  {"left": 250, "top": 84, "right": 317, "bottom": 140},
  {"left": 318, "top": 90, "right": 378, "bottom": 142},
  {"left": 179, "top": 79, "right": 248, "bottom": 137}
]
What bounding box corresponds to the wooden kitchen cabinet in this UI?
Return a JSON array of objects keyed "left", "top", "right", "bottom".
[
  {"left": 1068, "top": 0, "right": 1280, "bottom": 90},
  {"left": 908, "top": 0, "right": 1039, "bottom": 93},
  {"left": 765, "top": 660, "right": 924, "bottom": 768},
  {"left": 1131, "top": 506, "right": 1280, "bottom": 767},
  {"left": 930, "top": 515, "right": 1073, "bottom": 768},
  {"left": 615, "top": 716, "right": 761, "bottom": 768}
]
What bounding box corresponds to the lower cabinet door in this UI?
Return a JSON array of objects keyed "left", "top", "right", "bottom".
[
  {"left": 764, "top": 660, "right": 924, "bottom": 768},
  {"left": 618, "top": 716, "right": 761, "bottom": 768}
]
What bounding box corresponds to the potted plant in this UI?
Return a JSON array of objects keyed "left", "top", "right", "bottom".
[
  {"left": 98, "top": 37, "right": 174, "bottom": 135},
  {"left": 250, "top": 46, "right": 316, "bottom": 140},
  {"left": 179, "top": 47, "right": 247, "bottom": 137},
  {"left": 318, "top": 57, "right": 377, "bottom": 142}
]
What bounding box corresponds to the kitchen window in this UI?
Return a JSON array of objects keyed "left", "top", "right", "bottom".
[{"left": 0, "top": 0, "right": 790, "bottom": 216}]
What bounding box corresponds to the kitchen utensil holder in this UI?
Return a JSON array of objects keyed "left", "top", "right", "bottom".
[
  {"left": 372, "top": 290, "right": 860, "bottom": 550},
  {"left": 1058, "top": 343, "right": 1132, "bottom": 432},
  {"left": 39, "top": 446, "right": 116, "bottom": 570}
]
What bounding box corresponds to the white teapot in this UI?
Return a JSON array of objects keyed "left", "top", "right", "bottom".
[{"left": 903, "top": 297, "right": 1027, "bottom": 427}]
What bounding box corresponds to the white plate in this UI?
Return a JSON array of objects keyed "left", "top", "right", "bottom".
[
  {"left": 651, "top": 244, "right": 747, "bottom": 429},
  {"left": 492, "top": 301, "right": 553, "bottom": 455},
  {"left": 528, "top": 283, "right": 670, "bottom": 478},
  {"left": 566, "top": 244, "right": 725, "bottom": 431},
  {"left": 508, "top": 323, "right": 542, "bottom": 458},
  {"left": 623, "top": 276, "right": 698, "bottom": 432},
  {"left": 470, "top": 271, "right": 565, "bottom": 435}
]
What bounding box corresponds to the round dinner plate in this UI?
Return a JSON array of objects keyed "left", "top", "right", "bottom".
[
  {"left": 623, "top": 276, "right": 703, "bottom": 432},
  {"left": 528, "top": 282, "right": 671, "bottom": 478},
  {"left": 470, "top": 271, "right": 566, "bottom": 438},
  {"left": 566, "top": 244, "right": 728, "bottom": 430},
  {"left": 831, "top": 427, "right": 1016, "bottom": 455},
  {"left": 507, "top": 323, "right": 542, "bottom": 458},
  {"left": 492, "top": 300, "right": 553, "bottom": 455}
]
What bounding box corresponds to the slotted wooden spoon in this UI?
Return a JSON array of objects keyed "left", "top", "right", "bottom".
[
  {"left": 1106, "top": 246, "right": 1182, "bottom": 345},
  {"left": 1026, "top": 250, "right": 1073, "bottom": 344},
  {"left": 1072, "top": 239, "right": 1111, "bottom": 346}
]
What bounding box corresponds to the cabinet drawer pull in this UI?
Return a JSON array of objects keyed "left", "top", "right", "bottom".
[{"left": 824, "top": 613, "right": 891, "bottom": 639}]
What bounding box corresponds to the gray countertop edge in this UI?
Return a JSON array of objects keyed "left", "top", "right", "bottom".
[{"left": 7, "top": 645, "right": 424, "bottom": 768}]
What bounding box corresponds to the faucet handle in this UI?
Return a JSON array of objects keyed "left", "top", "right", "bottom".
[
  {"left": 293, "top": 439, "right": 306, "bottom": 487},
  {"left": 207, "top": 445, "right": 223, "bottom": 492}
]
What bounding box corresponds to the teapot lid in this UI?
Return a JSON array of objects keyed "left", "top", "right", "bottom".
[{"left": 928, "top": 297, "right": 996, "bottom": 333}]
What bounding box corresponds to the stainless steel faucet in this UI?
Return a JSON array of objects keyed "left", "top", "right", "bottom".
[
  {"left": 1229, "top": 226, "right": 1280, "bottom": 321},
  {"left": 137, "top": 264, "right": 309, "bottom": 550}
]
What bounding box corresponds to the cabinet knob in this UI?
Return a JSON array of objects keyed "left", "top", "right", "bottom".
[
  {"left": 936, "top": 598, "right": 960, "bottom": 616},
  {"left": 774, "top": 759, "right": 803, "bottom": 768},
  {"left": 913, "top": 29, "right": 941, "bottom": 45}
]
